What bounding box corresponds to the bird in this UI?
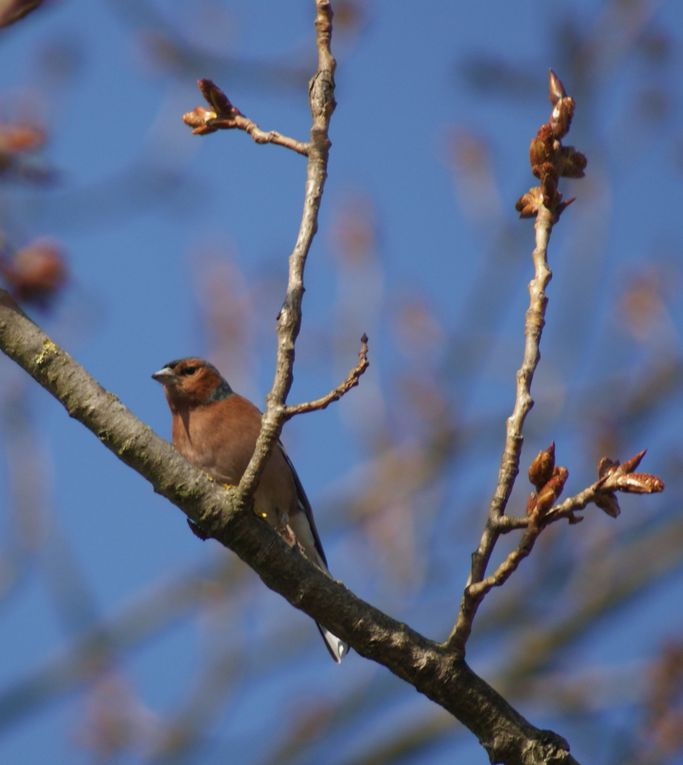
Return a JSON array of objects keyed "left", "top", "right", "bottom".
[{"left": 152, "top": 356, "right": 348, "bottom": 663}]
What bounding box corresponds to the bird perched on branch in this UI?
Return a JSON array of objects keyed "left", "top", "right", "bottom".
[{"left": 152, "top": 356, "right": 348, "bottom": 663}]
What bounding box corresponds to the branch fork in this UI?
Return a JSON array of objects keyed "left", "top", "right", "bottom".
[{"left": 447, "top": 71, "right": 664, "bottom": 663}]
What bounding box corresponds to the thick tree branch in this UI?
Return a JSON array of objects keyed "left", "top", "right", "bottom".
[{"left": 0, "top": 292, "right": 579, "bottom": 764}]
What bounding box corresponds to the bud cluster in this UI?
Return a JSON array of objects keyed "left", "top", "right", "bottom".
[
  {"left": 516, "top": 70, "right": 587, "bottom": 220},
  {"left": 595, "top": 449, "right": 665, "bottom": 518},
  {"left": 526, "top": 442, "right": 570, "bottom": 522},
  {"left": 182, "top": 79, "right": 240, "bottom": 136}
]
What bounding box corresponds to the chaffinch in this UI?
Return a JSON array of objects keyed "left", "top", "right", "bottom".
[{"left": 152, "top": 356, "right": 348, "bottom": 663}]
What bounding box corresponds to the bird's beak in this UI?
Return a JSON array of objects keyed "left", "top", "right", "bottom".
[{"left": 151, "top": 366, "right": 175, "bottom": 384}]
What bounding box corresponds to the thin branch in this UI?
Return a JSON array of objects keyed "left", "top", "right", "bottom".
[
  {"left": 284, "top": 333, "right": 369, "bottom": 418},
  {"left": 495, "top": 514, "right": 532, "bottom": 532},
  {"left": 239, "top": 0, "right": 337, "bottom": 500},
  {"left": 493, "top": 479, "right": 605, "bottom": 535},
  {"left": 466, "top": 524, "right": 541, "bottom": 599},
  {"left": 490, "top": 203, "right": 554, "bottom": 522},
  {"left": 208, "top": 114, "right": 309, "bottom": 156},
  {"left": 543, "top": 483, "right": 605, "bottom": 523},
  {"left": 447, "top": 71, "right": 586, "bottom": 656},
  {"left": 183, "top": 79, "right": 309, "bottom": 156},
  {"left": 447, "top": 204, "right": 556, "bottom": 655}
]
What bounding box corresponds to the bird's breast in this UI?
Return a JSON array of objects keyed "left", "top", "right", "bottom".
[{"left": 171, "top": 405, "right": 248, "bottom": 486}]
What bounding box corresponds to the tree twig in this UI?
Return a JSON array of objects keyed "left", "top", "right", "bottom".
[
  {"left": 183, "top": 78, "right": 310, "bottom": 156},
  {"left": 447, "top": 204, "right": 556, "bottom": 655},
  {"left": 238, "top": 0, "right": 338, "bottom": 501},
  {"left": 446, "top": 71, "right": 586, "bottom": 656},
  {"left": 284, "top": 333, "right": 369, "bottom": 418}
]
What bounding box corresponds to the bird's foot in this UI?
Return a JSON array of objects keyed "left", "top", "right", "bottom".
[{"left": 280, "top": 520, "right": 297, "bottom": 548}]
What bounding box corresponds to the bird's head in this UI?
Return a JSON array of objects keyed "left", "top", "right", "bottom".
[{"left": 152, "top": 357, "right": 233, "bottom": 409}]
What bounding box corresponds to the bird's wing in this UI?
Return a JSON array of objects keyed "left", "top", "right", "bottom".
[{"left": 277, "top": 442, "right": 328, "bottom": 567}]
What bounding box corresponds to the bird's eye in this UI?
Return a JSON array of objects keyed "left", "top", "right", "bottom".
[{"left": 180, "top": 365, "right": 198, "bottom": 376}]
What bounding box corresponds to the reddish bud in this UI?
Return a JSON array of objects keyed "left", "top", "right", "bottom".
[
  {"left": 515, "top": 186, "right": 543, "bottom": 218},
  {"left": 555, "top": 197, "right": 575, "bottom": 218},
  {"left": 529, "top": 129, "right": 553, "bottom": 175},
  {"left": 598, "top": 456, "right": 619, "bottom": 478},
  {"left": 619, "top": 449, "right": 647, "bottom": 474},
  {"left": 0, "top": 240, "right": 67, "bottom": 306},
  {"left": 549, "top": 96, "right": 575, "bottom": 139},
  {"left": 535, "top": 487, "right": 555, "bottom": 516},
  {"left": 595, "top": 492, "right": 621, "bottom": 518},
  {"left": 596, "top": 449, "right": 664, "bottom": 499},
  {"left": 557, "top": 146, "right": 587, "bottom": 178},
  {"left": 197, "top": 78, "right": 234, "bottom": 116},
  {"left": 551, "top": 465, "right": 569, "bottom": 490},
  {"left": 548, "top": 69, "right": 566, "bottom": 105},
  {"left": 184, "top": 80, "right": 241, "bottom": 136},
  {"left": 528, "top": 441, "right": 556, "bottom": 489},
  {"left": 534, "top": 465, "right": 569, "bottom": 517},
  {"left": 541, "top": 169, "right": 559, "bottom": 208},
  {"left": 613, "top": 473, "right": 665, "bottom": 494},
  {"left": 518, "top": 69, "right": 583, "bottom": 221},
  {"left": 182, "top": 107, "right": 219, "bottom": 135}
]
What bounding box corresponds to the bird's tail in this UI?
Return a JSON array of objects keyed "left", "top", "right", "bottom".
[
  {"left": 286, "top": 502, "right": 349, "bottom": 663},
  {"left": 317, "top": 624, "right": 349, "bottom": 663}
]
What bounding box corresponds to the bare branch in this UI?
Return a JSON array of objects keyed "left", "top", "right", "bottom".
[
  {"left": 489, "top": 202, "right": 554, "bottom": 521},
  {"left": 284, "top": 333, "right": 369, "bottom": 418},
  {"left": 183, "top": 78, "right": 310, "bottom": 156},
  {"left": 448, "top": 197, "right": 556, "bottom": 655},
  {"left": 446, "top": 71, "right": 586, "bottom": 656},
  {"left": 467, "top": 525, "right": 542, "bottom": 601},
  {"left": 239, "top": 0, "right": 338, "bottom": 500}
]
